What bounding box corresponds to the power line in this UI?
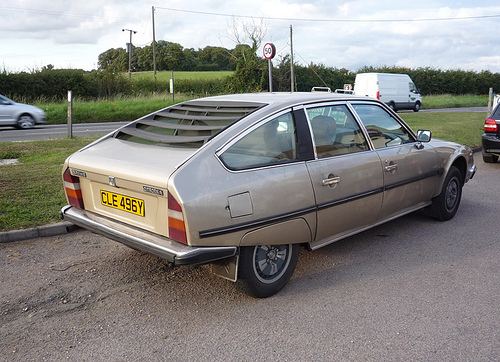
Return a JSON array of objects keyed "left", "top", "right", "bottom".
[
  {"left": 154, "top": 6, "right": 500, "bottom": 23},
  {"left": 0, "top": 5, "right": 140, "bottom": 22}
]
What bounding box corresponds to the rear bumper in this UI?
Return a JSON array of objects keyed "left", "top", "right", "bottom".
[
  {"left": 60, "top": 205, "right": 237, "bottom": 266},
  {"left": 482, "top": 133, "right": 500, "bottom": 155},
  {"left": 468, "top": 164, "right": 477, "bottom": 181}
]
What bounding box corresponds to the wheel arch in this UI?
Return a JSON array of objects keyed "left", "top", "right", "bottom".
[
  {"left": 450, "top": 156, "right": 467, "bottom": 185},
  {"left": 239, "top": 217, "right": 312, "bottom": 247},
  {"left": 433, "top": 155, "right": 467, "bottom": 199},
  {"left": 18, "top": 112, "right": 35, "bottom": 120}
]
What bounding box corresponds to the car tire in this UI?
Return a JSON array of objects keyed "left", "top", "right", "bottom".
[
  {"left": 16, "top": 114, "right": 35, "bottom": 129},
  {"left": 413, "top": 102, "right": 421, "bottom": 112},
  {"left": 427, "top": 166, "right": 462, "bottom": 221},
  {"left": 388, "top": 102, "right": 396, "bottom": 111},
  {"left": 482, "top": 152, "right": 499, "bottom": 163},
  {"left": 236, "top": 244, "right": 299, "bottom": 298}
]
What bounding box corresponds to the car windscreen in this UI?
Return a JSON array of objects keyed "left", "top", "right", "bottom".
[
  {"left": 492, "top": 104, "right": 500, "bottom": 119},
  {"left": 113, "top": 100, "right": 266, "bottom": 148}
]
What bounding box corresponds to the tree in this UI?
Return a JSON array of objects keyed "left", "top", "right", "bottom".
[
  {"left": 223, "top": 17, "right": 268, "bottom": 92},
  {"left": 137, "top": 45, "right": 154, "bottom": 71},
  {"left": 98, "top": 48, "right": 128, "bottom": 72},
  {"left": 198, "top": 46, "right": 232, "bottom": 70}
]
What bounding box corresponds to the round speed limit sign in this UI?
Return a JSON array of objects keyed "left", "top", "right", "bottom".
[{"left": 263, "top": 43, "right": 276, "bottom": 60}]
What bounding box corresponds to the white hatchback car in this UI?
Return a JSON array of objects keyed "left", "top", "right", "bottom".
[{"left": 0, "top": 94, "right": 46, "bottom": 129}]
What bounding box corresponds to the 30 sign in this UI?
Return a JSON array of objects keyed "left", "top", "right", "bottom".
[{"left": 263, "top": 43, "right": 276, "bottom": 60}]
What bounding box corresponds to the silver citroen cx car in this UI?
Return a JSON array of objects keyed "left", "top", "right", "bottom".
[{"left": 61, "top": 92, "right": 476, "bottom": 297}]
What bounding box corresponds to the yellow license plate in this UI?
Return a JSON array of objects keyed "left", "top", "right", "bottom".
[{"left": 100, "top": 190, "right": 145, "bottom": 217}]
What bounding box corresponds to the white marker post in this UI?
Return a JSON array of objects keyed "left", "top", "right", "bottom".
[
  {"left": 67, "top": 90, "right": 73, "bottom": 139},
  {"left": 263, "top": 43, "right": 276, "bottom": 93}
]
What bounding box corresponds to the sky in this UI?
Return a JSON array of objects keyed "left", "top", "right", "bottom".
[{"left": 1, "top": 0, "right": 500, "bottom": 73}]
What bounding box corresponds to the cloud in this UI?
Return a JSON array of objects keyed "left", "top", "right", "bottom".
[{"left": 2, "top": 0, "right": 500, "bottom": 72}]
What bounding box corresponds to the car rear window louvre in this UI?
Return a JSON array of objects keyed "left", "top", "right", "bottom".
[
  {"left": 114, "top": 100, "right": 266, "bottom": 147},
  {"left": 140, "top": 119, "right": 225, "bottom": 131},
  {"left": 116, "top": 127, "right": 212, "bottom": 144}
]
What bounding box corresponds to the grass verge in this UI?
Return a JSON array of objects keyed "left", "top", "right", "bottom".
[
  {"left": 399, "top": 111, "right": 485, "bottom": 147},
  {"left": 36, "top": 94, "right": 194, "bottom": 124},
  {"left": 0, "top": 110, "right": 485, "bottom": 232},
  {"left": 422, "top": 94, "right": 488, "bottom": 109},
  {"left": 0, "top": 137, "right": 98, "bottom": 231}
]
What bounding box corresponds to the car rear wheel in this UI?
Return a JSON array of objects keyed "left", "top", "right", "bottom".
[
  {"left": 427, "top": 166, "right": 462, "bottom": 221},
  {"left": 482, "top": 152, "right": 499, "bottom": 163},
  {"left": 237, "top": 244, "right": 299, "bottom": 298},
  {"left": 17, "top": 114, "right": 35, "bottom": 129}
]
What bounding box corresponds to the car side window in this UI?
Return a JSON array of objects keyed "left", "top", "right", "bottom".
[
  {"left": 306, "top": 104, "right": 369, "bottom": 158},
  {"left": 351, "top": 104, "right": 413, "bottom": 149},
  {"left": 219, "top": 112, "right": 297, "bottom": 170}
]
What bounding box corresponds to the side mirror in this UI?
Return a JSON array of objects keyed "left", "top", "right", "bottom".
[
  {"left": 415, "top": 130, "right": 431, "bottom": 148},
  {"left": 417, "top": 129, "right": 431, "bottom": 142}
]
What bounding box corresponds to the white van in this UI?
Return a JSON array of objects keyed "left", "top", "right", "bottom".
[{"left": 354, "top": 73, "right": 422, "bottom": 112}]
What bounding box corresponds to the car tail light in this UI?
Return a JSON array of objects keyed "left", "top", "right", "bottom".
[
  {"left": 485, "top": 118, "right": 498, "bottom": 132},
  {"left": 63, "top": 168, "right": 84, "bottom": 209},
  {"left": 376, "top": 91, "right": 380, "bottom": 100},
  {"left": 168, "top": 191, "right": 187, "bottom": 244}
]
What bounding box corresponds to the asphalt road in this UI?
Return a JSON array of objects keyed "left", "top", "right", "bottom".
[
  {"left": 0, "top": 122, "right": 128, "bottom": 142},
  {"left": 0, "top": 155, "right": 498, "bottom": 360},
  {"left": 0, "top": 107, "right": 489, "bottom": 143}
]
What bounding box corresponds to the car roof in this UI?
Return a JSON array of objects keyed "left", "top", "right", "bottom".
[{"left": 192, "top": 92, "right": 371, "bottom": 108}]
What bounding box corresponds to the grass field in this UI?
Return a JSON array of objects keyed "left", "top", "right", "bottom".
[
  {"left": 131, "top": 70, "right": 233, "bottom": 81},
  {"left": 400, "top": 112, "right": 485, "bottom": 147},
  {"left": 422, "top": 94, "right": 488, "bottom": 109}
]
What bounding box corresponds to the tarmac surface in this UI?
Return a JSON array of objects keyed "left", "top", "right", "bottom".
[{"left": 1, "top": 154, "right": 498, "bottom": 361}]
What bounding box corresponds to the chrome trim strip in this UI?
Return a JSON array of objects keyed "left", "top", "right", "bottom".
[
  {"left": 60, "top": 206, "right": 237, "bottom": 266},
  {"left": 317, "top": 187, "right": 384, "bottom": 210},
  {"left": 199, "top": 206, "right": 317, "bottom": 239},
  {"left": 383, "top": 169, "right": 442, "bottom": 191}
]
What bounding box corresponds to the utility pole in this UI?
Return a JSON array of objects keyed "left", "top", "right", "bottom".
[
  {"left": 152, "top": 6, "right": 157, "bottom": 82},
  {"left": 122, "top": 28, "right": 137, "bottom": 79},
  {"left": 290, "top": 25, "right": 294, "bottom": 92}
]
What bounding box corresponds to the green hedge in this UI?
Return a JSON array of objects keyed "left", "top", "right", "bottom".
[
  {"left": 2, "top": 66, "right": 500, "bottom": 102},
  {"left": 0, "top": 69, "right": 228, "bottom": 102}
]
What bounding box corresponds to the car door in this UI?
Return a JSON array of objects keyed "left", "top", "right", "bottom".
[
  {"left": 350, "top": 102, "right": 439, "bottom": 220},
  {"left": 303, "top": 103, "right": 384, "bottom": 250},
  {"left": 0, "top": 95, "right": 15, "bottom": 124}
]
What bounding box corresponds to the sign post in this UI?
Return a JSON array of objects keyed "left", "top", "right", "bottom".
[{"left": 263, "top": 43, "right": 276, "bottom": 93}]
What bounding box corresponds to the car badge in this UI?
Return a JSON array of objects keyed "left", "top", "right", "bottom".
[{"left": 109, "top": 176, "right": 116, "bottom": 187}]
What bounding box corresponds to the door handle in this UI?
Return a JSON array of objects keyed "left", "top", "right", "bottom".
[
  {"left": 384, "top": 164, "right": 398, "bottom": 173},
  {"left": 322, "top": 176, "right": 340, "bottom": 186}
]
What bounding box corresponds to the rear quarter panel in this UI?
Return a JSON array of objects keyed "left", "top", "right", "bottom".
[{"left": 169, "top": 150, "right": 317, "bottom": 247}]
